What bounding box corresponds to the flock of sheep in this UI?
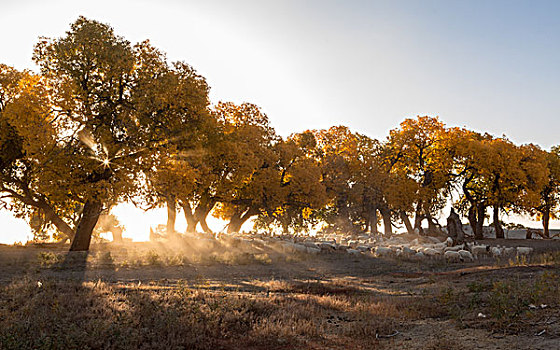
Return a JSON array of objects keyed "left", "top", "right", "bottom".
[{"left": 216, "top": 231, "right": 536, "bottom": 263}]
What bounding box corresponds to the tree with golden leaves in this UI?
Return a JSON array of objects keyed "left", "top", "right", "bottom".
[
  {"left": 385, "top": 116, "right": 453, "bottom": 235},
  {"left": 1, "top": 17, "right": 210, "bottom": 251},
  {"left": 253, "top": 132, "right": 327, "bottom": 233},
  {"left": 532, "top": 147, "right": 560, "bottom": 237}
]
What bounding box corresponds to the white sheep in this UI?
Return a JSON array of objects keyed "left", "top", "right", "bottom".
[
  {"left": 503, "top": 247, "right": 516, "bottom": 257},
  {"left": 347, "top": 248, "right": 361, "bottom": 256},
  {"left": 375, "top": 246, "right": 392, "bottom": 257},
  {"left": 318, "top": 242, "right": 337, "bottom": 251},
  {"left": 423, "top": 248, "right": 440, "bottom": 257},
  {"left": 444, "top": 250, "right": 462, "bottom": 262},
  {"left": 444, "top": 245, "right": 463, "bottom": 252},
  {"left": 303, "top": 241, "right": 320, "bottom": 249},
  {"left": 517, "top": 247, "right": 534, "bottom": 256},
  {"left": 304, "top": 246, "right": 319, "bottom": 254},
  {"left": 490, "top": 246, "right": 503, "bottom": 257},
  {"left": 402, "top": 246, "right": 417, "bottom": 255},
  {"left": 458, "top": 250, "right": 474, "bottom": 262},
  {"left": 470, "top": 245, "right": 488, "bottom": 258},
  {"left": 293, "top": 243, "right": 308, "bottom": 253}
]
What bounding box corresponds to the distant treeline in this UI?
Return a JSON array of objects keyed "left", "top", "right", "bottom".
[{"left": 1, "top": 17, "right": 558, "bottom": 251}]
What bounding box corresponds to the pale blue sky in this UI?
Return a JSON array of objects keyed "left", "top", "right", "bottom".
[
  {"left": 1, "top": 0, "right": 559, "bottom": 242},
  {"left": 2, "top": 0, "right": 559, "bottom": 147}
]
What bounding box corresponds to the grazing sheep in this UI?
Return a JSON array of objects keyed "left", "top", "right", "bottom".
[
  {"left": 318, "top": 242, "right": 336, "bottom": 251},
  {"left": 517, "top": 247, "right": 534, "bottom": 256},
  {"left": 375, "top": 247, "right": 392, "bottom": 257},
  {"left": 306, "top": 247, "right": 321, "bottom": 254},
  {"left": 490, "top": 246, "right": 503, "bottom": 257},
  {"left": 302, "top": 241, "right": 320, "bottom": 249},
  {"left": 444, "top": 250, "right": 462, "bottom": 262},
  {"left": 471, "top": 245, "right": 488, "bottom": 258},
  {"left": 503, "top": 247, "right": 516, "bottom": 257},
  {"left": 423, "top": 248, "right": 440, "bottom": 257},
  {"left": 347, "top": 248, "right": 361, "bottom": 256},
  {"left": 402, "top": 246, "right": 416, "bottom": 255},
  {"left": 293, "top": 243, "right": 308, "bottom": 253},
  {"left": 458, "top": 250, "right": 474, "bottom": 262},
  {"left": 444, "top": 245, "right": 463, "bottom": 252}
]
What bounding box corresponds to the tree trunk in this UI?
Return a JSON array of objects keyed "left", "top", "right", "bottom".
[
  {"left": 475, "top": 203, "right": 485, "bottom": 240},
  {"left": 414, "top": 206, "right": 424, "bottom": 235},
  {"left": 281, "top": 220, "right": 289, "bottom": 234},
  {"left": 543, "top": 206, "right": 550, "bottom": 238},
  {"left": 336, "top": 196, "right": 352, "bottom": 231},
  {"left": 467, "top": 204, "right": 477, "bottom": 235},
  {"left": 425, "top": 212, "right": 440, "bottom": 236},
  {"left": 111, "top": 227, "right": 123, "bottom": 243},
  {"left": 370, "top": 207, "right": 379, "bottom": 234},
  {"left": 199, "top": 216, "right": 212, "bottom": 234},
  {"left": 193, "top": 196, "right": 215, "bottom": 234},
  {"left": 70, "top": 199, "right": 103, "bottom": 251},
  {"left": 227, "top": 206, "right": 258, "bottom": 233},
  {"left": 400, "top": 211, "right": 414, "bottom": 234},
  {"left": 227, "top": 211, "right": 244, "bottom": 234},
  {"left": 380, "top": 207, "right": 392, "bottom": 235},
  {"left": 181, "top": 201, "right": 198, "bottom": 234},
  {"left": 493, "top": 204, "right": 504, "bottom": 239},
  {"left": 166, "top": 195, "right": 176, "bottom": 236}
]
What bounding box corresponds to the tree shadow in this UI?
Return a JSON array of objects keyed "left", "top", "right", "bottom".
[{"left": 54, "top": 251, "right": 90, "bottom": 282}]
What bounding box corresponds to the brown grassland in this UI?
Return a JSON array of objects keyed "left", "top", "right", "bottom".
[{"left": 1, "top": 239, "right": 560, "bottom": 349}]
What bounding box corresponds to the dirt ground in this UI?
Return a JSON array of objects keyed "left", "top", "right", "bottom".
[{"left": 1, "top": 238, "right": 560, "bottom": 349}]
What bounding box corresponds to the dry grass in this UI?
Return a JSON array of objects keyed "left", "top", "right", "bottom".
[
  {"left": 0, "top": 277, "right": 411, "bottom": 349},
  {"left": 436, "top": 270, "right": 560, "bottom": 334},
  {"left": 2, "top": 243, "right": 560, "bottom": 349}
]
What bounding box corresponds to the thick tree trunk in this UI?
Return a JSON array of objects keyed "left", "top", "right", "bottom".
[
  {"left": 400, "top": 211, "right": 414, "bottom": 234},
  {"left": 192, "top": 196, "right": 215, "bottom": 234},
  {"left": 380, "top": 207, "right": 392, "bottom": 235},
  {"left": 475, "top": 203, "right": 485, "bottom": 240},
  {"left": 181, "top": 202, "right": 198, "bottom": 233},
  {"left": 543, "top": 207, "right": 550, "bottom": 238},
  {"left": 493, "top": 204, "right": 504, "bottom": 239},
  {"left": 70, "top": 199, "right": 103, "bottom": 251},
  {"left": 166, "top": 195, "right": 176, "bottom": 236},
  {"left": 227, "top": 206, "right": 258, "bottom": 233},
  {"left": 227, "top": 211, "right": 244, "bottom": 234},
  {"left": 199, "top": 215, "right": 212, "bottom": 234}
]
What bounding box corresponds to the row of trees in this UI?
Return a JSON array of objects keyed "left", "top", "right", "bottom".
[{"left": 1, "top": 18, "right": 559, "bottom": 251}]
